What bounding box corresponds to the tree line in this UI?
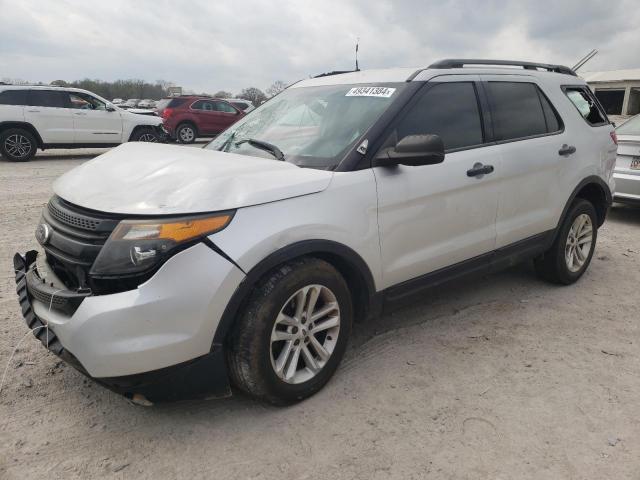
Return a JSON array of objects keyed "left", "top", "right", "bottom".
[{"left": 0, "top": 77, "right": 290, "bottom": 104}]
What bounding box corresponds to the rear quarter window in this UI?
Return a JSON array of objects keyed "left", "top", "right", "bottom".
[
  {"left": 563, "top": 86, "right": 609, "bottom": 126},
  {"left": 0, "top": 89, "right": 28, "bottom": 105}
]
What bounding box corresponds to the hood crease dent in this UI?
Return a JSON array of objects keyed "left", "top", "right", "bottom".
[{"left": 53, "top": 143, "right": 333, "bottom": 215}]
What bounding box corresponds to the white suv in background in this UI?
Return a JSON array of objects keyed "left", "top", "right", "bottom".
[
  {"left": 0, "top": 86, "right": 166, "bottom": 161},
  {"left": 14, "top": 60, "right": 617, "bottom": 405}
]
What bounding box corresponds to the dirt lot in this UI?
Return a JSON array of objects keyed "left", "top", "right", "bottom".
[{"left": 0, "top": 148, "right": 639, "bottom": 479}]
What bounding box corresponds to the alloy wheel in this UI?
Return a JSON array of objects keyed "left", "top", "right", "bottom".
[
  {"left": 4, "top": 134, "right": 32, "bottom": 159},
  {"left": 179, "top": 127, "right": 195, "bottom": 142},
  {"left": 270, "top": 284, "right": 341, "bottom": 384},
  {"left": 138, "top": 133, "right": 158, "bottom": 142},
  {"left": 565, "top": 213, "right": 593, "bottom": 272}
]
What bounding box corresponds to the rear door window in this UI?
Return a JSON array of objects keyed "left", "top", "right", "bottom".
[
  {"left": 564, "top": 87, "right": 608, "bottom": 126},
  {"left": 191, "top": 100, "right": 216, "bottom": 111},
  {"left": 395, "top": 82, "right": 484, "bottom": 151},
  {"left": 487, "top": 82, "right": 559, "bottom": 141},
  {"left": 213, "top": 101, "right": 237, "bottom": 113},
  {"left": 0, "top": 89, "right": 28, "bottom": 105},
  {"left": 27, "top": 90, "right": 68, "bottom": 108}
]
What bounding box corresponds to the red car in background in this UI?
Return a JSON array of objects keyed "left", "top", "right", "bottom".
[{"left": 156, "top": 96, "right": 245, "bottom": 144}]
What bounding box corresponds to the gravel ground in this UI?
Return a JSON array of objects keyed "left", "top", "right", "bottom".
[{"left": 0, "top": 148, "right": 639, "bottom": 479}]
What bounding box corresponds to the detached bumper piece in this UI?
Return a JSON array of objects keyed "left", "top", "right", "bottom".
[
  {"left": 13, "top": 250, "right": 232, "bottom": 403},
  {"left": 155, "top": 125, "right": 170, "bottom": 143},
  {"left": 14, "top": 250, "right": 84, "bottom": 356}
]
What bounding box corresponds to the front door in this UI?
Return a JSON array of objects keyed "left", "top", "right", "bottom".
[
  {"left": 373, "top": 77, "right": 501, "bottom": 289},
  {"left": 67, "top": 92, "right": 123, "bottom": 144}
]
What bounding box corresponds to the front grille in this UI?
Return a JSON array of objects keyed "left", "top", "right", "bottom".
[
  {"left": 48, "top": 201, "right": 102, "bottom": 230},
  {"left": 29, "top": 287, "right": 67, "bottom": 307},
  {"left": 39, "top": 196, "right": 122, "bottom": 291}
]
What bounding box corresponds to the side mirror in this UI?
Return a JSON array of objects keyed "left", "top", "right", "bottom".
[
  {"left": 375, "top": 134, "right": 445, "bottom": 167},
  {"left": 106, "top": 104, "right": 117, "bottom": 112}
]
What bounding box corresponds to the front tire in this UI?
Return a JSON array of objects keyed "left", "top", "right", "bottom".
[
  {"left": 227, "top": 258, "right": 352, "bottom": 405},
  {"left": 176, "top": 123, "right": 197, "bottom": 144},
  {"left": 535, "top": 198, "right": 598, "bottom": 284},
  {"left": 131, "top": 127, "right": 159, "bottom": 142},
  {"left": 0, "top": 128, "right": 37, "bottom": 162}
]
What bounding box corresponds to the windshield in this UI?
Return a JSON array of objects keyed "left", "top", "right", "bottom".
[
  {"left": 206, "top": 83, "right": 405, "bottom": 169},
  {"left": 616, "top": 114, "right": 640, "bottom": 136}
]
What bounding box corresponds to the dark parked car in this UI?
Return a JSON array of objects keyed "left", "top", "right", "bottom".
[{"left": 156, "top": 96, "right": 244, "bottom": 143}]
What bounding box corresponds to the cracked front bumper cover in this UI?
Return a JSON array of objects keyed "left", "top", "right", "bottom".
[{"left": 13, "top": 251, "right": 232, "bottom": 403}]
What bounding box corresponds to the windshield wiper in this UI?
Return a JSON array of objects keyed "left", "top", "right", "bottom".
[
  {"left": 219, "top": 130, "right": 237, "bottom": 152},
  {"left": 234, "top": 138, "right": 285, "bottom": 161}
]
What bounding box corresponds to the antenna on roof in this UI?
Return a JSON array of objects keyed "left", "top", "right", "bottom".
[
  {"left": 355, "top": 37, "right": 360, "bottom": 72},
  {"left": 572, "top": 49, "right": 598, "bottom": 72}
]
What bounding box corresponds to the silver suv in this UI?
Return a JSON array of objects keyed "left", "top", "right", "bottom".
[{"left": 14, "top": 60, "right": 616, "bottom": 405}]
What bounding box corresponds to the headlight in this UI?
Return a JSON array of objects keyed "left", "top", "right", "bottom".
[{"left": 90, "top": 213, "right": 233, "bottom": 276}]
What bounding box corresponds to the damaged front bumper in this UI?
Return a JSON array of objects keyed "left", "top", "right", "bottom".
[{"left": 13, "top": 250, "right": 234, "bottom": 403}]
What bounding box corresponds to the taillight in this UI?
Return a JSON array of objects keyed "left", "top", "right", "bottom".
[
  {"left": 610, "top": 131, "right": 618, "bottom": 145},
  {"left": 161, "top": 108, "right": 174, "bottom": 119}
]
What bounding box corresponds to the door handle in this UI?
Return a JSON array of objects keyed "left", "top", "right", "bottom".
[
  {"left": 467, "top": 162, "right": 495, "bottom": 177},
  {"left": 74, "top": 112, "right": 88, "bottom": 116},
  {"left": 27, "top": 110, "right": 40, "bottom": 113},
  {"left": 558, "top": 144, "right": 576, "bottom": 156}
]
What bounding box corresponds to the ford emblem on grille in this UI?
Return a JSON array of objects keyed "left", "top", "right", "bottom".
[{"left": 35, "top": 223, "right": 51, "bottom": 245}]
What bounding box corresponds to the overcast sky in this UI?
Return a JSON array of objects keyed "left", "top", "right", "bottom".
[{"left": 1, "top": 0, "right": 639, "bottom": 94}]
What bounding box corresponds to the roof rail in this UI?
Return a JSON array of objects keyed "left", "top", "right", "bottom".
[{"left": 428, "top": 59, "right": 577, "bottom": 76}]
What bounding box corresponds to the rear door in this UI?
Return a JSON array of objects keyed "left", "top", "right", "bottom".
[
  {"left": 481, "top": 77, "right": 567, "bottom": 247},
  {"left": 211, "top": 100, "right": 242, "bottom": 132},
  {"left": 24, "top": 90, "right": 74, "bottom": 143},
  {"left": 374, "top": 76, "right": 500, "bottom": 289},
  {"left": 190, "top": 100, "right": 217, "bottom": 134},
  {"left": 67, "top": 92, "right": 123, "bottom": 143}
]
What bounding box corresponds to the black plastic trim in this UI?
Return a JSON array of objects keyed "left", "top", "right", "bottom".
[
  {"left": 383, "top": 230, "right": 555, "bottom": 303},
  {"left": 212, "top": 240, "right": 377, "bottom": 344},
  {"left": 41, "top": 142, "right": 121, "bottom": 149},
  {"left": 555, "top": 176, "right": 612, "bottom": 232}
]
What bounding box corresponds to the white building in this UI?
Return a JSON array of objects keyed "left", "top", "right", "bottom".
[{"left": 581, "top": 69, "right": 640, "bottom": 120}]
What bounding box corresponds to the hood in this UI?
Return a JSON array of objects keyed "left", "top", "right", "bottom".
[
  {"left": 53, "top": 143, "right": 333, "bottom": 215},
  {"left": 121, "top": 109, "right": 163, "bottom": 124}
]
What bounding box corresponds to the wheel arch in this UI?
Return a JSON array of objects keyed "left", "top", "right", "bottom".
[
  {"left": 556, "top": 176, "right": 612, "bottom": 237},
  {"left": 212, "top": 240, "right": 378, "bottom": 347},
  {"left": 128, "top": 124, "right": 156, "bottom": 141},
  {"left": 0, "top": 121, "right": 44, "bottom": 148}
]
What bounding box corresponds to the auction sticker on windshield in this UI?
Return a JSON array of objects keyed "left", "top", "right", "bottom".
[{"left": 346, "top": 87, "right": 396, "bottom": 98}]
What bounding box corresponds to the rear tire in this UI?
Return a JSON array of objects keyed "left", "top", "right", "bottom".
[
  {"left": 0, "top": 128, "right": 37, "bottom": 162},
  {"left": 535, "top": 198, "right": 598, "bottom": 284},
  {"left": 176, "top": 123, "right": 197, "bottom": 144},
  {"left": 227, "top": 258, "right": 352, "bottom": 405},
  {"left": 130, "top": 127, "right": 159, "bottom": 142}
]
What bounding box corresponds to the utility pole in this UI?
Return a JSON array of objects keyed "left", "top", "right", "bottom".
[{"left": 355, "top": 37, "right": 360, "bottom": 71}]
